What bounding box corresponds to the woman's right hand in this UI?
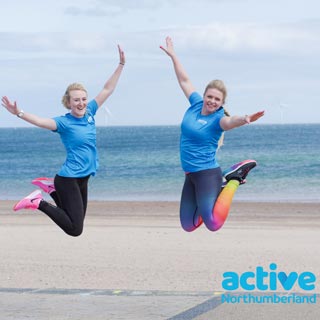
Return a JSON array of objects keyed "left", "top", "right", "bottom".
[
  {"left": 160, "top": 36, "right": 176, "bottom": 58},
  {"left": 1, "top": 96, "right": 19, "bottom": 115}
]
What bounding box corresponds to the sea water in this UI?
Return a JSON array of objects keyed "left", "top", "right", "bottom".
[{"left": 0, "top": 124, "right": 319, "bottom": 202}]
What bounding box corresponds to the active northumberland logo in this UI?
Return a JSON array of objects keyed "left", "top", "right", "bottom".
[
  {"left": 220, "top": 263, "right": 317, "bottom": 304},
  {"left": 221, "top": 292, "right": 316, "bottom": 304}
]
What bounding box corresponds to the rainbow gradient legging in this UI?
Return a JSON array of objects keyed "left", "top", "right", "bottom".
[{"left": 180, "top": 167, "right": 239, "bottom": 232}]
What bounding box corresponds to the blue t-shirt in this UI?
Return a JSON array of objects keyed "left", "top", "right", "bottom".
[
  {"left": 53, "top": 100, "right": 99, "bottom": 178},
  {"left": 180, "top": 92, "right": 225, "bottom": 173}
]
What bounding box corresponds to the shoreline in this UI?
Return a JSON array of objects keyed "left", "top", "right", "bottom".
[
  {"left": 1, "top": 200, "right": 319, "bottom": 228},
  {"left": 1, "top": 199, "right": 319, "bottom": 214}
]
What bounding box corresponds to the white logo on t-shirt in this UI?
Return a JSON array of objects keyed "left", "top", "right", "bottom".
[{"left": 197, "top": 119, "right": 207, "bottom": 125}]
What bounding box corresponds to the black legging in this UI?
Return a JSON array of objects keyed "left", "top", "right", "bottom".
[{"left": 38, "top": 174, "right": 90, "bottom": 237}]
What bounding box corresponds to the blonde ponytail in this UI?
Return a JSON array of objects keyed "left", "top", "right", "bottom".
[{"left": 218, "top": 105, "right": 231, "bottom": 149}]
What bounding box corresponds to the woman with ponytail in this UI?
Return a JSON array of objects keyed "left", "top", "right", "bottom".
[
  {"left": 160, "top": 37, "right": 264, "bottom": 232},
  {"left": 2, "top": 45, "right": 125, "bottom": 237}
]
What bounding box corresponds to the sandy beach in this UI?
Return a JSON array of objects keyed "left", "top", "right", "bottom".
[
  {"left": 0, "top": 200, "right": 319, "bottom": 293},
  {"left": 1, "top": 200, "right": 319, "bottom": 319}
]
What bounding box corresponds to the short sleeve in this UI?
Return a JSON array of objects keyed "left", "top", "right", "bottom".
[
  {"left": 87, "top": 100, "right": 99, "bottom": 117},
  {"left": 189, "top": 92, "right": 203, "bottom": 105},
  {"left": 53, "top": 115, "right": 67, "bottom": 133}
]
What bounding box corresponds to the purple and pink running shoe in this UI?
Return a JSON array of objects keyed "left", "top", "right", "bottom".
[{"left": 223, "top": 160, "right": 257, "bottom": 184}]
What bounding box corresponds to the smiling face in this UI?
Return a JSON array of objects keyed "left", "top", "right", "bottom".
[
  {"left": 201, "top": 88, "right": 224, "bottom": 115},
  {"left": 68, "top": 90, "right": 88, "bottom": 118}
]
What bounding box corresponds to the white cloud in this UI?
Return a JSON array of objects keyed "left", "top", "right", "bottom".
[
  {"left": 1, "top": 1, "right": 320, "bottom": 126},
  {"left": 0, "top": 33, "right": 120, "bottom": 58},
  {"left": 64, "top": 0, "right": 164, "bottom": 17},
  {"left": 65, "top": 4, "right": 123, "bottom": 17},
  {"left": 169, "top": 21, "right": 320, "bottom": 55},
  {"left": 1, "top": 18, "right": 319, "bottom": 58}
]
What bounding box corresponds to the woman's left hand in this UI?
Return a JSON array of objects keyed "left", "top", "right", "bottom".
[{"left": 247, "top": 110, "right": 265, "bottom": 123}]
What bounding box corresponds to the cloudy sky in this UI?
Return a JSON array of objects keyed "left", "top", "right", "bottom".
[{"left": 1, "top": 0, "right": 319, "bottom": 127}]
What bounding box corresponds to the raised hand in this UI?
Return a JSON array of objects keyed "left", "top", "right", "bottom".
[
  {"left": 160, "top": 36, "right": 176, "bottom": 57},
  {"left": 118, "top": 44, "right": 125, "bottom": 65}
]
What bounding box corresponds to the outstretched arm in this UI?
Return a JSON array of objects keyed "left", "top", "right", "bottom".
[
  {"left": 160, "top": 36, "right": 195, "bottom": 99},
  {"left": 1, "top": 96, "right": 57, "bottom": 130},
  {"left": 220, "top": 110, "right": 265, "bottom": 131},
  {"left": 94, "top": 45, "right": 125, "bottom": 108}
]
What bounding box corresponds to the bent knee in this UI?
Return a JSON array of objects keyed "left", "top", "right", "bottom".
[
  {"left": 202, "top": 220, "right": 222, "bottom": 232},
  {"left": 66, "top": 226, "right": 83, "bottom": 237},
  {"left": 181, "top": 222, "right": 197, "bottom": 232}
]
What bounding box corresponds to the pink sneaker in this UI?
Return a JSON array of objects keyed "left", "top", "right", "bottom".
[
  {"left": 32, "top": 177, "right": 55, "bottom": 194},
  {"left": 13, "top": 190, "right": 43, "bottom": 211}
]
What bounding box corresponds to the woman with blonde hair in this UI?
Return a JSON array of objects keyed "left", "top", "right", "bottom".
[
  {"left": 2, "top": 45, "right": 125, "bottom": 237},
  {"left": 160, "top": 37, "right": 264, "bottom": 232}
]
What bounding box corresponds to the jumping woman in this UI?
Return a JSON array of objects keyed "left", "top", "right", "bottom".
[
  {"left": 160, "top": 37, "right": 264, "bottom": 232},
  {"left": 2, "top": 45, "right": 125, "bottom": 237}
]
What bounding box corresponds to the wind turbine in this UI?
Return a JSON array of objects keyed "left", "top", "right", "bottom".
[
  {"left": 279, "top": 103, "right": 288, "bottom": 124},
  {"left": 103, "top": 105, "right": 113, "bottom": 125}
]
